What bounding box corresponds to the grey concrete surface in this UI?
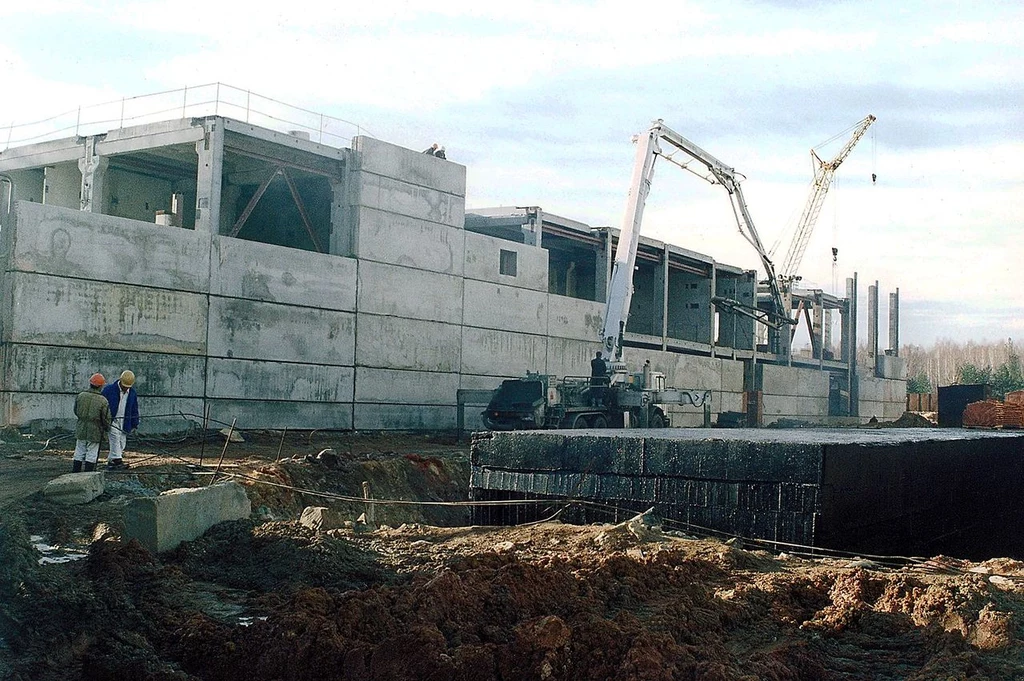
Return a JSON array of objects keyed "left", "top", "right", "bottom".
[
  {"left": 353, "top": 206, "right": 466, "bottom": 275},
  {"left": 42, "top": 472, "right": 105, "bottom": 504},
  {"left": 124, "top": 481, "right": 250, "bottom": 554}
]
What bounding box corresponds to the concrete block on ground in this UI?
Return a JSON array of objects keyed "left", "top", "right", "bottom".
[
  {"left": 10, "top": 203, "right": 212, "bottom": 293},
  {"left": 299, "top": 506, "right": 348, "bottom": 532},
  {"left": 352, "top": 207, "right": 465, "bottom": 275},
  {"left": 461, "top": 327, "right": 547, "bottom": 377},
  {"left": 8, "top": 272, "right": 208, "bottom": 354},
  {"left": 463, "top": 231, "right": 549, "bottom": 292},
  {"left": 352, "top": 136, "right": 466, "bottom": 197},
  {"left": 124, "top": 481, "right": 251, "bottom": 554},
  {"left": 357, "top": 260, "right": 463, "bottom": 324},
  {"left": 211, "top": 236, "right": 357, "bottom": 312},
  {"left": 463, "top": 279, "right": 548, "bottom": 334},
  {"left": 547, "top": 295, "right": 604, "bottom": 342},
  {"left": 207, "top": 297, "right": 355, "bottom": 365},
  {"left": 42, "top": 472, "right": 105, "bottom": 504},
  {"left": 356, "top": 314, "right": 461, "bottom": 372}
]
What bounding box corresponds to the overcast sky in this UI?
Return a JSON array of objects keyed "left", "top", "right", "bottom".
[{"left": 2, "top": 0, "right": 1021, "bottom": 347}]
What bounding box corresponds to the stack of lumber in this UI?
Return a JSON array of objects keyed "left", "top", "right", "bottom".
[
  {"left": 962, "top": 399, "right": 1024, "bottom": 428},
  {"left": 1005, "top": 390, "right": 1024, "bottom": 406}
]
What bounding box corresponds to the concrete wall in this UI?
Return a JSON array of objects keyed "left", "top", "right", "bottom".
[
  {"left": 857, "top": 375, "right": 906, "bottom": 422},
  {"left": 761, "top": 364, "right": 830, "bottom": 425},
  {"left": 0, "top": 130, "right": 876, "bottom": 434}
]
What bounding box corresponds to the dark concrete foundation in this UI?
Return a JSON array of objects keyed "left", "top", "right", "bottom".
[{"left": 470, "top": 428, "right": 1024, "bottom": 559}]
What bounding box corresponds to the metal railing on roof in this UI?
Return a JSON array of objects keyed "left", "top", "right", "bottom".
[{"left": 1, "top": 82, "right": 375, "bottom": 152}]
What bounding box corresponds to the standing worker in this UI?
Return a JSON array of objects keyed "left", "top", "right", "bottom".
[
  {"left": 102, "top": 370, "right": 140, "bottom": 470},
  {"left": 72, "top": 373, "right": 112, "bottom": 472}
]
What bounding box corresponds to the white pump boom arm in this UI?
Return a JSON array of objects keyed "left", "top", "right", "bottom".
[{"left": 601, "top": 119, "right": 788, "bottom": 359}]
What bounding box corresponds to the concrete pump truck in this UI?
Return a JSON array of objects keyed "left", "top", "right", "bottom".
[{"left": 482, "top": 120, "right": 791, "bottom": 430}]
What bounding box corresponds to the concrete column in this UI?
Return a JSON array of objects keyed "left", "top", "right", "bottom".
[
  {"left": 78, "top": 138, "right": 108, "bottom": 213},
  {"left": 888, "top": 288, "right": 900, "bottom": 356},
  {"left": 656, "top": 253, "right": 668, "bottom": 350},
  {"left": 812, "top": 294, "right": 824, "bottom": 362},
  {"left": 194, "top": 119, "right": 224, "bottom": 234},
  {"left": 522, "top": 207, "right": 542, "bottom": 247},
  {"left": 328, "top": 177, "right": 354, "bottom": 256},
  {"left": 844, "top": 273, "right": 859, "bottom": 416},
  {"left": 594, "top": 229, "right": 612, "bottom": 304},
  {"left": 867, "top": 281, "right": 879, "bottom": 376},
  {"left": 709, "top": 265, "right": 717, "bottom": 358},
  {"left": 823, "top": 309, "right": 833, "bottom": 360}
]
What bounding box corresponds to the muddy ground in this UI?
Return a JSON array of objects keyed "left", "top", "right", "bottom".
[{"left": 2, "top": 427, "right": 1024, "bottom": 680}]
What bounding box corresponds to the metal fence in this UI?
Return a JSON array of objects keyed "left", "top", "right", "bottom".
[{"left": 2, "top": 83, "right": 374, "bottom": 152}]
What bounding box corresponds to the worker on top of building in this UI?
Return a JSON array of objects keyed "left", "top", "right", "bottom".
[
  {"left": 434, "top": 146, "right": 446, "bottom": 160},
  {"left": 72, "top": 373, "right": 112, "bottom": 473},
  {"left": 423, "top": 143, "right": 439, "bottom": 154},
  {"left": 102, "top": 370, "right": 140, "bottom": 470}
]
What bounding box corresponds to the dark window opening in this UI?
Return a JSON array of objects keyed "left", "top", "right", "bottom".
[{"left": 500, "top": 249, "right": 518, "bottom": 276}]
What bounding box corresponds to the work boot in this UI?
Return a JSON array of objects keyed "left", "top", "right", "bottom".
[
  {"left": 105, "top": 459, "right": 127, "bottom": 470},
  {"left": 83, "top": 461, "right": 96, "bottom": 472},
  {"left": 71, "top": 460, "right": 82, "bottom": 473}
]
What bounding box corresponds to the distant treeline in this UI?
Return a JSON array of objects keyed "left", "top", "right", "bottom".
[{"left": 884, "top": 338, "right": 1024, "bottom": 397}]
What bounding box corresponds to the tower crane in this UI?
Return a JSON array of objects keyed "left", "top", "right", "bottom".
[{"left": 776, "top": 114, "right": 876, "bottom": 287}]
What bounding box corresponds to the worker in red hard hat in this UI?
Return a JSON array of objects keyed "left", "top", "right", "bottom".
[
  {"left": 72, "top": 373, "right": 112, "bottom": 472},
  {"left": 102, "top": 370, "right": 140, "bottom": 470}
]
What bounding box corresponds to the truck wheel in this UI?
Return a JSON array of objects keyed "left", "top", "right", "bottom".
[
  {"left": 569, "top": 413, "right": 589, "bottom": 429},
  {"left": 649, "top": 410, "right": 666, "bottom": 428},
  {"left": 589, "top": 414, "right": 608, "bottom": 428}
]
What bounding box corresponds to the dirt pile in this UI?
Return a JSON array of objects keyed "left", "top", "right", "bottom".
[{"left": 3, "top": 432, "right": 1024, "bottom": 679}]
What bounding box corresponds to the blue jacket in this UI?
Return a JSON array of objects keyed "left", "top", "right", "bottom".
[{"left": 101, "top": 384, "right": 140, "bottom": 433}]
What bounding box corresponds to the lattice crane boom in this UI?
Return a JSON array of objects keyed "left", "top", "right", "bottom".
[{"left": 778, "top": 114, "right": 876, "bottom": 281}]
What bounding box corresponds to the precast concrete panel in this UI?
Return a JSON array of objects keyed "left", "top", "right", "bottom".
[
  {"left": 546, "top": 294, "right": 604, "bottom": 342},
  {"left": 9, "top": 272, "right": 207, "bottom": 354},
  {"left": 545, "top": 337, "right": 598, "bottom": 379},
  {"left": 352, "top": 136, "right": 466, "bottom": 198},
  {"left": 721, "top": 359, "right": 745, "bottom": 393},
  {"left": 463, "top": 231, "right": 548, "bottom": 292},
  {"left": 354, "top": 206, "right": 465, "bottom": 275},
  {"left": 354, "top": 367, "right": 460, "bottom": 405},
  {"left": 1, "top": 392, "right": 203, "bottom": 433},
  {"left": 459, "top": 373, "right": 506, "bottom": 391},
  {"left": 356, "top": 314, "right": 461, "bottom": 372},
  {"left": 858, "top": 376, "right": 905, "bottom": 403},
  {"left": 354, "top": 403, "right": 457, "bottom": 430},
  {"left": 876, "top": 355, "right": 907, "bottom": 380},
  {"left": 207, "top": 399, "right": 353, "bottom": 430},
  {"left": 462, "top": 279, "right": 547, "bottom": 335},
  {"left": 762, "top": 364, "right": 829, "bottom": 398},
  {"left": 207, "top": 358, "right": 354, "bottom": 402},
  {"left": 650, "top": 351, "right": 722, "bottom": 392},
  {"left": 11, "top": 203, "right": 212, "bottom": 292},
  {"left": 859, "top": 400, "right": 904, "bottom": 422},
  {"left": 461, "top": 327, "right": 547, "bottom": 377},
  {"left": 1, "top": 344, "right": 204, "bottom": 395},
  {"left": 352, "top": 172, "right": 464, "bottom": 229},
  {"left": 357, "top": 260, "right": 463, "bottom": 324},
  {"left": 211, "top": 237, "right": 356, "bottom": 312},
  {"left": 762, "top": 395, "right": 829, "bottom": 418},
  {"left": 207, "top": 297, "right": 355, "bottom": 365}
]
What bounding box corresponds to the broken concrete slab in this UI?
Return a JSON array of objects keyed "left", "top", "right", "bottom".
[
  {"left": 42, "top": 472, "right": 105, "bottom": 504},
  {"left": 299, "top": 506, "right": 347, "bottom": 532},
  {"left": 124, "top": 481, "right": 250, "bottom": 554}
]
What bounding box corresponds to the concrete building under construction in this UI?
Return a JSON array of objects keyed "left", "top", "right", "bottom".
[{"left": 0, "top": 96, "right": 906, "bottom": 433}]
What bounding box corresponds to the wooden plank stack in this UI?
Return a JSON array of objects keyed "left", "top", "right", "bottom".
[
  {"left": 962, "top": 399, "right": 1024, "bottom": 429},
  {"left": 1005, "top": 390, "right": 1024, "bottom": 407}
]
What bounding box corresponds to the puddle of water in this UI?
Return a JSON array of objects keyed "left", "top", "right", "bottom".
[
  {"left": 30, "top": 535, "right": 88, "bottom": 565},
  {"left": 237, "top": 616, "right": 269, "bottom": 627}
]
